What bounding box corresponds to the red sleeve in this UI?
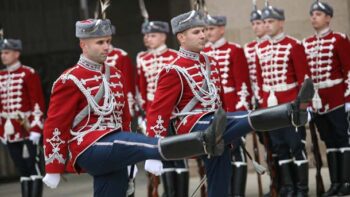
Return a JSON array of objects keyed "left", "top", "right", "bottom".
[
  {"left": 290, "top": 43, "right": 311, "bottom": 87},
  {"left": 25, "top": 71, "right": 46, "bottom": 134},
  {"left": 121, "top": 74, "right": 131, "bottom": 131},
  {"left": 120, "top": 56, "right": 136, "bottom": 111},
  {"left": 146, "top": 68, "right": 182, "bottom": 137},
  {"left": 138, "top": 61, "right": 148, "bottom": 112},
  {"left": 44, "top": 78, "right": 81, "bottom": 173},
  {"left": 335, "top": 35, "right": 350, "bottom": 101},
  {"left": 232, "top": 47, "right": 252, "bottom": 110}
]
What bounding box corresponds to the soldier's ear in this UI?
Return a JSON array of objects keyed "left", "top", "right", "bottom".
[{"left": 177, "top": 33, "right": 185, "bottom": 44}]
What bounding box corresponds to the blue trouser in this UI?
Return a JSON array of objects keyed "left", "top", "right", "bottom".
[
  {"left": 77, "top": 131, "right": 161, "bottom": 197},
  {"left": 192, "top": 111, "right": 253, "bottom": 197},
  {"left": 269, "top": 126, "right": 307, "bottom": 161},
  {"left": 6, "top": 140, "right": 41, "bottom": 177},
  {"left": 313, "top": 106, "right": 350, "bottom": 149}
]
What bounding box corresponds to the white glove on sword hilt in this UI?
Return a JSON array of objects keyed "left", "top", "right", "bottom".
[
  {"left": 43, "top": 173, "right": 61, "bottom": 189},
  {"left": 144, "top": 159, "right": 163, "bottom": 176}
]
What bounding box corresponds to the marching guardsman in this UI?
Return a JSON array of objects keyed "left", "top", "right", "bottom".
[
  {"left": 106, "top": 25, "right": 136, "bottom": 118},
  {"left": 138, "top": 21, "right": 190, "bottom": 197},
  {"left": 144, "top": 9, "right": 314, "bottom": 197},
  {"left": 41, "top": 15, "right": 229, "bottom": 197},
  {"left": 303, "top": 1, "right": 350, "bottom": 196},
  {"left": 203, "top": 15, "right": 252, "bottom": 197},
  {"left": 255, "top": 4, "right": 311, "bottom": 196},
  {"left": 0, "top": 39, "right": 45, "bottom": 197}
]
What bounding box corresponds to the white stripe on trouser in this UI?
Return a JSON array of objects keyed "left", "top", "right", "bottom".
[
  {"left": 239, "top": 147, "right": 246, "bottom": 162},
  {"left": 227, "top": 114, "right": 249, "bottom": 119},
  {"left": 302, "top": 150, "right": 307, "bottom": 160},
  {"left": 94, "top": 140, "right": 158, "bottom": 149}
]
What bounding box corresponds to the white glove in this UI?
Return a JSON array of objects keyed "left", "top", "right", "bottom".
[
  {"left": 144, "top": 159, "right": 163, "bottom": 176},
  {"left": 0, "top": 138, "right": 6, "bottom": 145},
  {"left": 43, "top": 173, "right": 61, "bottom": 189},
  {"left": 345, "top": 103, "right": 350, "bottom": 112},
  {"left": 127, "top": 165, "right": 138, "bottom": 179},
  {"left": 29, "top": 132, "right": 41, "bottom": 145},
  {"left": 138, "top": 118, "right": 147, "bottom": 134}
]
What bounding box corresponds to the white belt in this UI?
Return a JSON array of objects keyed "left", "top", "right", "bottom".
[
  {"left": 314, "top": 78, "right": 343, "bottom": 89},
  {"left": 263, "top": 82, "right": 297, "bottom": 92}
]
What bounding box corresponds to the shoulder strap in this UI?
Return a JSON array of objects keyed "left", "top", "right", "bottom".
[
  {"left": 179, "top": 54, "right": 211, "bottom": 114},
  {"left": 72, "top": 65, "right": 111, "bottom": 127}
]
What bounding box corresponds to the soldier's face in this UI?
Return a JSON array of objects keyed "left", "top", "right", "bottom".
[
  {"left": 146, "top": 33, "right": 166, "bottom": 50},
  {"left": 264, "top": 19, "right": 284, "bottom": 37},
  {"left": 143, "top": 34, "right": 150, "bottom": 49},
  {"left": 80, "top": 36, "right": 111, "bottom": 64},
  {"left": 310, "top": 11, "right": 331, "bottom": 31},
  {"left": 251, "top": 20, "right": 266, "bottom": 38},
  {"left": 1, "top": 50, "right": 20, "bottom": 66},
  {"left": 177, "top": 27, "right": 206, "bottom": 53},
  {"left": 206, "top": 25, "right": 225, "bottom": 43}
]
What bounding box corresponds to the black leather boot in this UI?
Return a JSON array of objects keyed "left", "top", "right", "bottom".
[
  {"left": 294, "top": 161, "right": 309, "bottom": 197},
  {"left": 337, "top": 150, "right": 350, "bottom": 196},
  {"left": 160, "top": 107, "right": 226, "bottom": 159},
  {"left": 21, "top": 177, "right": 32, "bottom": 197},
  {"left": 322, "top": 151, "right": 340, "bottom": 197},
  {"left": 175, "top": 171, "right": 189, "bottom": 197},
  {"left": 249, "top": 78, "right": 314, "bottom": 131},
  {"left": 161, "top": 171, "right": 176, "bottom": 197},
  {"left": 31, "top": 175, "right": 43, "bottom": 197},
  {"left": 230, "top": 162, "right": 248, "bottom": 197},
  {"left": 278, "top": 162, "right": 294, "bottom": 197}
]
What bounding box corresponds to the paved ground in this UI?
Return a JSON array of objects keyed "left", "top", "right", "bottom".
[{"left": 0, "top": 165, "right": 331, "bottom": 197}]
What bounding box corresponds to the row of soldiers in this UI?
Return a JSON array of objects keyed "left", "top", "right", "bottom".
[
  {"left": 0, "top": 0, "right": 349, "bottom": 197},
  {"left": 128, "top": 0, "right": 350, "bottom": 197}
]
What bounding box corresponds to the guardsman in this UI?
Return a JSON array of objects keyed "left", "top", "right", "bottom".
[
  {"left": 106, "top": 25, "right": 136, "bottom": 118},
  {"left": 303, "top": 1, "right": 350, "bottom": 196},
  {"left": 255, "top": 4, "right": 311, "bottom": 196},
  {"left": 0, "top": 39, "right": 45, "bottom": 197},
  {"left": 203, "top": 15, "right": 252, "bottom": 197},
  {"left": 138, "top": 21, "right": 190, "bottom": 197},
  {"left": 137, "top": 21, "right": 178, "bottom": 114},
  {"left": 244, "top": 4, "right": 269, "bottom": 109},
  {"left": 144, "top": 10, "right": 313, "bottom": 197},
  {"left": 41, "top": 17, "right": 227, "bottom": 197},
  {"left": 244, "top": 3, "right": 280, "bottom": 196}
]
